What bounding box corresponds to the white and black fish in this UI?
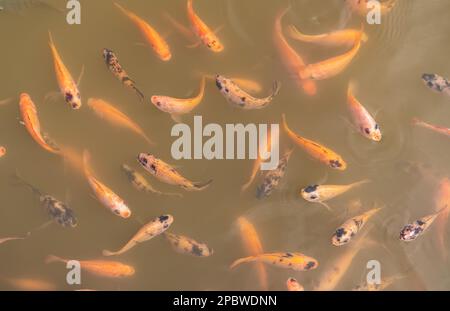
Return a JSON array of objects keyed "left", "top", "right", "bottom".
[
  {"left": 399, "top": 206, "right": 448, "bottom": 242},
  {"left": 215, "top": 75, "right": 281, "bottom": 110},
  {"left": 422, "top": 73, "right": 450, "bottom": 97},
  {"left": 103, "top": 48, "right": 144, "bottom": 101},
  {"left": 256, "top": 148, "right": 292, "bottom": 199}
]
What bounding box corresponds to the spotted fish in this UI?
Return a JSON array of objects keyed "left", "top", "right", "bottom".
[
  {"left": 256, "top": 148, "right": 293, "bottom": 199},
  {"left": 164, "top": 232, "right": 213, "bottom": 257},
  {"left": 230, "top": 252, "right": 319, "bottom": 272},
  {"left": 422, "top": 73, "right": 450, "bottom": 97},
  {"left": 286, "top": 277, "right": 304, "bottom": 291},
  {"left": 215, "top": 75, "right": 281, "bottom": 110},
  {"left": 103, "top": 215, "right": 174, "bottom": 256},
  {"left": 103, "top": 48, "right": 144, "bottom": 102},
  {"left": 399, "top": 206, "right": 448, "bottom": 242}
]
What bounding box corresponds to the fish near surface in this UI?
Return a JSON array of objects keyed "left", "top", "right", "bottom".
[
  {"left": 1, "top": 276, "right": 56, "bottom": 291},
  {"left": 48, "top": 32, "right": 81, "bottom": 109},
  {"left": 256, "top": 148, "right": 293, "bottom": 199},
  {"left": 83, "top": 151, "right": 131, "bottom": 219},
  {"left": 137, "top": 153, "right": 212, "bottom": 191},
  {"left": 13, "top": 171, "right": 77, "bottom": 228},
  {"left": 187, "top": 0, "right": 224, "bottom": 52},
  {"left": 230, "top": 252, "right": 318, "bottom": 272},
  {"left": 164, "top": 232, "right": 213, "bottom": 257},
  {"left": 87, "top": 98, "right": 154, "bottom": 145},
  {"left": 353, "top": 274, "right": 404, "bottom": 291},
  {"left": 115, "top": 3, "right": 171, "bottom": 61},
  {"left": 46, "top": 255, "right": 135, "bottom": 278},
  {"left": 422, "top": 73, "right": 450, "bottom": 96},
  {"left": 282, "top": 114, "right": 347, "bottom": 170},
  {"left": 412, "top": 118, "right": 450, "bottom": 138},
  {"left": 215, "top": 75, "right": 281, "bottom": 110},
  {"left": 103, "top": 215, "right": 173, "bottom": 256},
  {"left": 286, "top": 277, "right": 304, "bottom": 291},
  {"left": 0, "top": 146, "right": 5, "bottom": 158},
  {"left": 121, "top": 164, "right": 182, "bottom": 197},
  {"left": 332, "top": 207, "right": 382, "bottom": 246},
  {"left": 103, "top": 48, "right": 144, "bottom": 101},
  {"left": 273, "top": 6, "right": 316, "bottom": 96},
  {"left": 19, "top": 93, "right": 60, "bottom": 155},
  {"left": 400, "top": 206, "right": 449, "bottom": 242},
  {"left": 347, "top": 84, "right": 382, "bottom": 142}
]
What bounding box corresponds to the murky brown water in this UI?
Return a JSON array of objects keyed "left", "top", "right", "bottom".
[{"left": 0, "top": 0, "right": 449, "bottom": 291}]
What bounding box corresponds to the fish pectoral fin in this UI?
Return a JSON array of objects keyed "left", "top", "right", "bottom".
[
  {"left": 319, "top": 202, "right": 333, "bottom": 212},
  {"left": 186, "top": 41, "right": 202, "bottom": 49},
  {"left": 170, "top": 114, "right": 183, "bottom": 123},
  {"left": 214, "top": 25, "right": 225, "bottom": 35},
  {"left": 339, "top": 115, "right": 359, "bottom": 133},
  {"left": 44, "top": 91, "right": 62, "bottom": 104},
  {"left": 0, "top": 97, "right": 12, "bottom": 106},
  {"left": 77, "top": 64, "right": 85, "bottom": 86}
]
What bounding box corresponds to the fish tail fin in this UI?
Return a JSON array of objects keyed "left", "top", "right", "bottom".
[
  {"left": 133, "top": 86, "right": 145, "bottom": 102},
  {"left": 352, "top": 179, "right": 371, "bottom": 188},
  {"left": 193, "top": 179, "right": 213, "bottom": 191},
  {"left": 271, "top": 81, "right": 281, "bottom": 97},
  {"left": 102, "top": 249, "right": 116, "bottom": 257},
  {"left": 411, "top": 117, "right": 421, "bottom": 126},
  {"left": 281, "top": 113, "right": 290, "bottom": 134},
  {"left": 45, "top": 255, "right": 63, "bottom": 264},
  {"left": 82, "top": 149, "right": 92, "bottom": 177},
  {"left": 435, "top": 204, "right": 449, "bottom": 216},
  {"left": 48, "top": 30, "right": 54, "bottom": 47},
  {"left": 229, "top": 256, "right": 256, "bottom": 270},
  {"left": 198, "top": 75, "right": 206, "bottom": 99},
  {"left": 286, "top": 24, "right": 307, "bottom": 41},
  {"left": 114, "top": 2, "right": 127, "bottom": 15}
]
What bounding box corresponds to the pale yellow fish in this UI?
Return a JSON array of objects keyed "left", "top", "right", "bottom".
[
  {"left": 286, "top": 277, "right": 304, "bottom": 291},
  {"left": 164, "top": 232, "right": 213, "bottom": 257},
  {"left": 230, "top": 252, "right": 318, "bottom": 272}
]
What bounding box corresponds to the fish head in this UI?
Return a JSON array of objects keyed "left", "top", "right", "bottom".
[
  {"left": 300, "top": 185, "right": 320, "bottom": 202},
  {"left": 366, "top": 124, "right": 382, "bottom": 142},
  {"left": 65, "top": 91, "right": 82, "bottom": 110},
  {"left": 330, "top": 158, "right": 347, "bottom": 171},
  {"left": 137, "top": 153, "right": 157, "bottom": 173},
  {"left": 206, "top": 36, "right": 224, "bottom": 52},
  {"left": 399, "top": 224, "right": 421, "bottom": 242},
  {"left": 331, "top": 227, "right": 352, "bottom": 246},
  {"left": 421, "top": 73, "right": 448, "bottom": 92},
  {"left": 150, "top": 96, "right": 168, "bottom": 108},
  {"left": 158, "top": 214, "right": 174, "bottom": 228},
  {"left": 113, "top": 202, "right": 131, "bottom": 219},
  {"left": 102, "top": 48, "right": 114, "bottom": 61},
  {"left": 215, "top": 75, "right": 228, "bottom": 91}
]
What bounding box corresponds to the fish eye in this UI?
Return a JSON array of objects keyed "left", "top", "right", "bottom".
[
  {"left": 364, "top": 128, "right": 371, "bottom": 134},
  {"left": 113, "top": 209, "right": 121, "bottom": 215},
  {"left": 65, "top": 93, "right": 73, "bottom": 101}
]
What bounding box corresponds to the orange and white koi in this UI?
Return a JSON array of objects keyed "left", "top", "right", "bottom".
[
  {"left": 87, "top": 98, "right": 154, "bottom": 145},
  {"left": 48, "top": 32, "right": 81, "bottom": 109},
  {"left": 0, "top": 146, "right": 5, "bottom": 158},
  {"left": 19, "top": 93, "right": 60, "bottom": 155},
  {"left": 83, "top": 150, "right": 131, "bottom": 218},
  {"left": 282, "top": 114, "right": 347, "bottom": 170},
  {"left": 399, "top": 205, "right": 449, "bottom": 242},
  {"left": 273, "top": 6, "right": 316, "bottom": 96},
  {"left": 115, "top": 2, "right": 171, "bottom": 61},
  {"left": 138, "top": 153, "right": 212, "bottom": 191},
  {"left": 187, "top": 0, "right": 223, "bottom": 52},
  {"left": 332, "top": 207, "right": 382, "bottom": 246},
  {"left": 347, "top": 84, "right": 382, "bottom": 142},
  {"left": 412, "top": 118, "right": 450, "bottom": 138},
  {"left": 299, "top": 30, "right": 363, "bottom": 80},
  {"left": 151, "top": 77, "right": 205, "bottom": 122},
  {"left": 422, "top": 73, "right": 450, "bottom": 96},
  {"left": 46, "top": 255, "right": 135, "bottom": 278},
  {"left": 288, "top": 25, "right": 368, "bottom": 48},
  {"left": 236, "top": 217, "right": 268, "bottom": 291},
  {"left": 230, "top": 252, "right": 318, "bottom": 272},
  {"left": 204, "top": 75, "right": 263, "bottom": 94},
  {"left": 287, "top": 277, "right": 304, "bottom": 291},
  {"left": 300, "top": 179, "right": 370, "bottom": 210},
  {"left": 215, "top": 75, "right": 281, "bottom": 110},
  {"left": 164, "top": 232, "right": 213, "bottom": 257},
  {"left": 103, "top": 215, "right": 173, "bottom": 256}
]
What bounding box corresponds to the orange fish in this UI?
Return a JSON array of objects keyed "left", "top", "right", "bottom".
[
  {"left": 299, "top": 30, "right": 363, "bottom": 80},
  {"left": 83, "top": 150, "right": 131, "bottom": 218},
  {"left": 1, "top": 276, "right": 56, "bottom": 291},
  {"left": 115, "top": 3, "right": 171, "bottom": 61},
  {"left": 46, "top": 255, "right": 135, "bottom": 278},
  {"left": 48, "top": 32, "right": 81, "bottom": 109},
  {"left": 19, "top": 93, "right": 60, "bottom": 155},
  {"left": 230, "top": 252, "right": 318, "bottom": 272},
  {"left": 187, "top": 0, "right": 224, "bottom": 52},
  {"left": 412, "top": 118, "right": 450, "bottom": 138},
  {"left": 282, "top": 114, "right": 347, "bottom": 170},
  {"left": 88, "top": 98, "right": 154, "bottom": 145},
  {"left": 236, "top": 217, "right": 268, "bottom": 290},
  {"left": 288, "top": 24, "right": 368, "bottom": 48},
  {"left": 273, "top": 6, "right": 316, "bottom": 96},
  {"left": 0, "top": 146, "right": 6, "bottom": 158}
]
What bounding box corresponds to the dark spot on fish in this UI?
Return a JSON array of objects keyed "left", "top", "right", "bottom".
[
  {"left": 335, "top": 228, "right": 346, "bottom": 238},
  {"left": 225, "top": 88, "right": 229, "bottom": 93},
  {"left": 305, "top": 261, "right": 316, "bottom": 270},
  {"left": 150, "top": 164, "right": 157, "bottom": 173},
  {"left": 159, "top": 215, "right": 169, "bottom": 222},
  {"left": 304, "top": 185, "right": 318, "bottom": 193},
  {"left": 65, "top": 93, "right": 73, "bottom": 102},
  {"left": 417, "top": 220, "right": 425, "bottom": 226},
  {"left": 375, "top": 124, "right": 379, "bottom": 130},
  {"left": 283, "top": 253, "right": 294, "bottom": 258},
  {"left": 191, "top": 244, "right": 203, "bottom": 256},
  {"left": 215, "top": 79, "right": 223, "bottom": 90},
  {"left": 241, "top": 97, "right": 246, "bottom": 102},
  {"left": 309, "top": 195, "right": 317, "bottom": 200},
  {"left": 364, "top": 128, "right": 370, "bottom": 134},
  {"left": 122, "top": 76, "right": 131, "bottom": 82}
]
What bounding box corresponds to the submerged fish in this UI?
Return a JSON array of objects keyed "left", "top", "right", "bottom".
[
  {"left": 46, "top": 255, "right": 135, "bottom": 278},
  {"left": 332, "top": 207, "right": 382, "bottom": 246},
  {"left": 0, "top": 276, "right": 56, "bottom": 291},
  {"left": 353, "top": 274, "right": 404, "bottom": 291},
  {"left": 422, "top": 73, "right": 450, "bottom": 96},
  {"left": 48, "top": 32, "right": 81, "bottom": 109},
  {"left": 230, "top": 252, "right": 318, "bottom": 272},
  {"left": 13, "top": 172, "right": 77, "bottom": 228},
  {"left": 236, "top": 217, "right": 268, "bottom": 291},
  {"left": 273, "top": 6, "right": 316, "bottom": 96},
  {"left": 187, "top": 0, "right": 224, "bottom": 52},
  {"left": 347, "top": 84, "right": 382, "bottom": 142},
  {"left": 83, "top": 151, "right": 131, "bottom": 218},
  {"left": 121, "top": 164, "right": 182, "bottom": 197},
  {"left": 399, "top": 206, "right": 449, "bottom": 242},
  {"left": 412, "top": 118, "right": 450, "bottom": 137},
  {"left": 103, "top": 48, "right": 144, "bottom": 102},
  {"left": 151, "top": 77, "right": 206, "bottom": 122},
  {"left": 0, "top": 146, "right": 5, "bottom": 158},
  {"left": 256, "top": 148, "right": 293, "bottom": 199},
  {"left": 87, "top": 98, "right": 154, "bottom": 145},
  {"left": 103, "top": 215, "right": 173, "bottom": 256},
  {"left": 286, "top": 277, "right": 304, "bottom": 291},
  {"left": 433, "top": 178, "right": 450, "bottom": 259},
  {"left": 0, "top": 235, "right": 27, "bottom": 245},
  {"left": 300, "top": 180, "right": 370, "bottom": 210},
  {"left": 115, "top": 2, "right": 171, "bottom": 61},
  {"left": 288, "top": 24, "right": 368, "bottom": 48},
  {"left": 19, "top": 93, "right": 60, "bottom": 155},
  {"left": 138, "top": 153, "right": 212, "bottom": 191},
  {"left": 164, "top": 232, "right": 213, "bottom": 257},
  {"left": 282, "top": 114, "right": 347, "bottom": 170},
  {"left": 215, "top": 75, "right": 281, "bottom": 110}
]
